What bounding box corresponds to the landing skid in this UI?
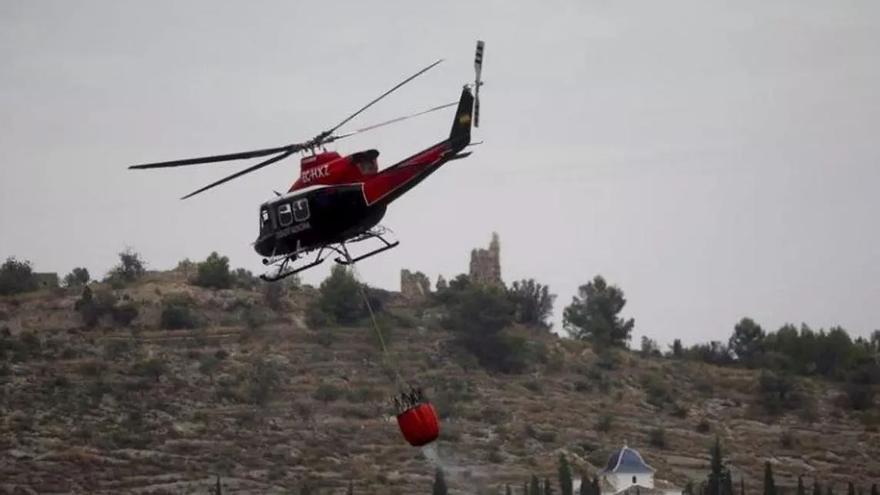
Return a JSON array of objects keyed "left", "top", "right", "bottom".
[{"left": 259, "top": 227, "right": 399, "bottom": 282}]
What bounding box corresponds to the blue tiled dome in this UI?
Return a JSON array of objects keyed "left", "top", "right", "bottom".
[{"left": 603, "top": 445, "right": 655, "bottom": 474}]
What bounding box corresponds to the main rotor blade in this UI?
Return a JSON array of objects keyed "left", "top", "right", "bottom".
[
  {"left": 326, "top": 100, "right": 458, "bottom": 143},
  {"left": 129, "top": 144, "right": 295, "bottom": 169},
  {"left": 180, "top": 149, "right": 294, "bottom": 200},
  {"left": 325, "top": 58, "right": 444, "bottom": 136}
]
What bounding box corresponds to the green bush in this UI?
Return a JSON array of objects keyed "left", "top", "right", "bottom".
[
  {"left": 0, "top": 257, "right": 38, "bottom": 295},
  {"left": 132, "top": 357, "right": 167, "bottom": 383},
  {"left": 193, "top": 252, "right": 233, "bottom": 289},
  {"left": 444, "top": 285, "right": 523, "bottom": 373},
  {"left": 595, "top": 414, "right": 613, "bottom": 432},
  {"left": 160, "top": 297, "right": 199, "bottom": 330},
  {"left": 313, "top": 383, "right": 343, "bottom": 403},
  {"left": 111, "top": 302, "right": 139, "bottom": 327},
  {"left": 63, "top": 267, "right": 90, "bottom": 288},
  {"left": 315, "top": 265, "right": 367, "bottom": 325},
  {"left": 248, "top": 357, "right": 283, "bottom": 406},
  {"left": 758, "top": 370, "right": 803, "bottom": 414},
  {"left": 649, "top": 427, "right": 667, "bottom": 448}
]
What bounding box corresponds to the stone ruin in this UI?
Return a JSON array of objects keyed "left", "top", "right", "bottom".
[
  {"left": 400, "top": 269, "right": 431, "bottom": 302},
  {"left": 469, "top": 232, "right": 502, "bottom": 287},
  {"left": 399, "top": 232, "right": 503, "bottom": 298}
]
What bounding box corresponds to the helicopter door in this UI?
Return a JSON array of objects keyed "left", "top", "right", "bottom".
[
  {"left": 278, "top": 203, "right": 293, "bottom": 226},
  {"left": 292, "top": 199, "right": 310, "bottom": 222}
]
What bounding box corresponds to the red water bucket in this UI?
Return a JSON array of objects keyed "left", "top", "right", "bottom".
[{"left": 396, "top": 402, "right": 440, "bottom": 446}]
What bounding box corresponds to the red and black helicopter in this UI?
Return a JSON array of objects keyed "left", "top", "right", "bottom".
[{"left": 130, "top": 41, "right": 485, "bottom": 281}]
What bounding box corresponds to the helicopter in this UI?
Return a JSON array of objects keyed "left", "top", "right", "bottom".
[{"left": 130, "top": 41, "right": 485, "bottom": 281}]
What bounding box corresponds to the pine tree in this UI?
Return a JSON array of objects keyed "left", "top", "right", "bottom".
[
  {"left": 433, "top": 468, "right": 448, "bottom": 495},
  {"left": 798, "top": 477, "right": 806, "bottom": 495},
  {"left": 559, "top": 454, "right": 574, "bottom": 495},
  {"left": 763, "top": 462, "right": 776, "bottom": 495}
]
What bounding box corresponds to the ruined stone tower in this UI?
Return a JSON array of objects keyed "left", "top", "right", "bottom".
[{"left": 469, "top": 232, "right": 502, "bottom": 286}]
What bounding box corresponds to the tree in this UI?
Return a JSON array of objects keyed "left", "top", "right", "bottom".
[
  {"left": 763, "top": 462, "right": 776, "bottom": 495},
  {"left": 813, "top": 481, "right": 821, "bottom": 495},
  {"left": 869, "top": 484, "right": 877, "bottom": 495},
  {"left": 445, "top": 285, "right": 523, "bottom": 372},
  {"left": 506, "top": 485, "right": 512, "bottom": 495},
  {"left": 592, "top": 476, "right": 601, "bottom": 495},
  {"left": 729, "top": 317, "right": 765, "bottom": 364},
  {"left": 347, "top": 481, "right": 354, "bottom": 495},
  {"left": 545, "top": 478, "right": 554, "bottom": 495},
  {"left": 708, "top": 437, "right": 733, "bottom": 495},
  {"left": 847, "top": 483, "right": 855, "bottom": 495},
  {"left": 317, "top": 265, "right": 366, "bottom": 325},
  {"left": 530, "top": 475, "right": 541, "bottom": 495},
  {"left": 558, "top": 453, "right": 573, "bottom": 495},
  {"left": 797, "top": 477, "right": 805, "bottom": 495},
  {"left": 194, "top": 252, "right": 233, "bottom": 289},
  {"left": 641, "top": 336, "right": 660, "bottom": 357},
  {"left": 563, "top": 275, "right": 634, "bottom": 347},
  {"left": 63, "top": 267, "right": 90, "bottom": 288},
  {"left": 0, "top": 257, "right": 38, "bottom": 295},
  {"left": 509, "top": 279, "right": 556, "bottom": 329},
  {"left": 580, "top": 475, "right": 591, "bottom": 495},
  {"left": 433, "top": 467, "right": 448, "bottom": 495},
  {"left": 107, "top": 248, "right": 146, "bottom": 284},
  {"left": 671, "top": 339, "right": 684, "bottom": 358}
]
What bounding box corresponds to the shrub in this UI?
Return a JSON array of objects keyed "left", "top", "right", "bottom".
[
  {"left": 160, "top": 296, "right": 199, "bottom": 330},
  {"left": 844, "top": 383, "right": 875, "bottom": 411},
  {"left": 444, "top": 285, "right": 524, "bottom": 373},
  {"left": 193, "top": 252, "right": 233, "bottom": 289},
  {"left": 305, "top": 304, "right": 332, "bottom": 329},
  {"left": 132, "top": 357, "right": 168, "bottom": 383},
  {"left": 248, "top": 357, "right": 283, "bottom": 405},
  {"left": 696, "top": 418, "right": 712, "bottom": 433},
  {"left": 313, "top": 383, "right": 343, "bottom": 403},
  {"left": 111, "top": 302, "right": 139, "bottom": 326},
  {"left": 649, "top": 427, "right": 667, "bottom": 448},
  {"left": 596, "top": 414, "right": 613, "bottom": 432},
  {"left": 63, "top": 267, "right": 90, "bottom": 288},
  {"left": 758, "top": 370, "right": 802, "bottom": 414},
  {"left": 0, "top": 257, "right": 38, "bottom": 295}
]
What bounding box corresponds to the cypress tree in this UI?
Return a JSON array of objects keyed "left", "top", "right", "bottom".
[
  {"left": 871, "top": 485, "right": 878, "bottom": 495},
  {"left": 827, "top": 485, "right": 835, "bottom": 495},
  {"left": 506, "top": 485, "right": 512, "bottom": 495},
  {"left": 545, "top": 477, "right": 555, "bottom": 495},
  {"left": 848, "top": 483, "right": 855, "bottom": 495},
  {"left": 559, "top": 454, "right": 574, "bottom": 495},
  {"left": 530, "top": 475, "right": 541, "bottom": 495},
  {"left": 580, "top": 475, "right": 591, "bottom": 495},
  {"left": 593, "top": 476, "right": 602, "bottom": 495},
  {"left": 347, "top": 480, "right": 354, "bottom": 495},
  {"left": 798, "top": 477, "right": 806, "bottom": 495},
  {"left": 433, "top": 467, "right": 448, "bottom": 495},
  {"left": 763, "top": 462, "right": 776, "bottom": 495},
  {"left": 708, "top": 437, "right": 733, "bottom": 495},
  {"left": 742, "top": 479, "right": 747, "bottom": 495},
  {"left": 814, "top": 482, "right": 822, "bottom": 495}
]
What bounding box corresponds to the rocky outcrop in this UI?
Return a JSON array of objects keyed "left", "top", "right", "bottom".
[{"left": 400, "top": 269, "right": 431, "bottom": 302}]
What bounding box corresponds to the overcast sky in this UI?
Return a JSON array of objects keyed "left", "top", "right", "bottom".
[{"left": 2, "top": 1, "right": 878, "bottom": 346}]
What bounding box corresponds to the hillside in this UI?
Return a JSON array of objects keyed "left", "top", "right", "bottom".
[{"left": 1, "top": 269, "right": 878, "bottom": 494}]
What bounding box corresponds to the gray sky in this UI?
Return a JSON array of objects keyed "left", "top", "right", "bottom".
[{"left": 2, "top": 0, "right": 878, "bottom": 346}]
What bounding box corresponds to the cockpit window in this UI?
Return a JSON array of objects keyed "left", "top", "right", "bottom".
[
  {"left": 278, "top": 203, "right": 293, "bottom": 226},
  {"left": 260, "top": 208, "right": 271, "bottom": 230}
]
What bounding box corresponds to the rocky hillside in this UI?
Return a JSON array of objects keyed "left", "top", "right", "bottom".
[{"left": 1, "top": 270, "right": 878, "bottom": 494}]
